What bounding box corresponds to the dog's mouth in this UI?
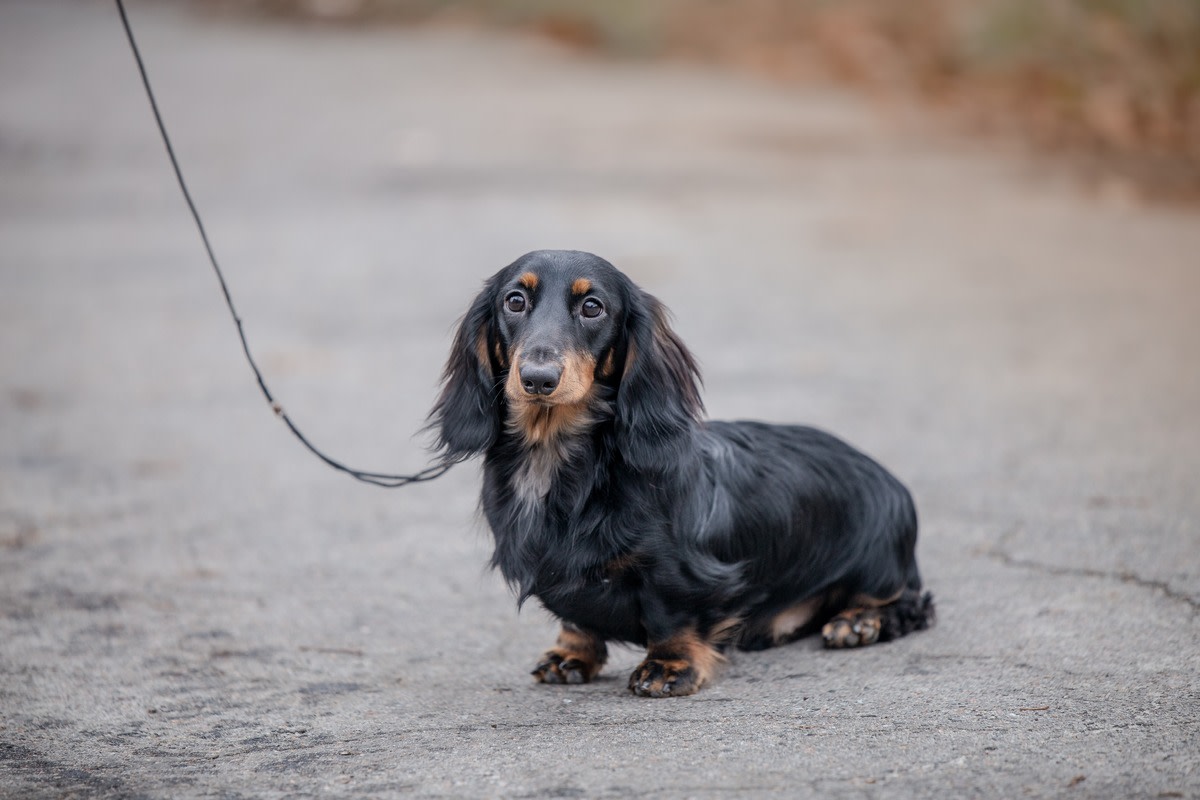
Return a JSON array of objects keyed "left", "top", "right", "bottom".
[
  {"left": 510, "top": 393, "right": 561, "bottom": 410},
  {"left": 504, "top": 349, "right": 596, "bottom": 408},
  {"left": 505, "top": 386, "right": 599, "bottom": 446}
]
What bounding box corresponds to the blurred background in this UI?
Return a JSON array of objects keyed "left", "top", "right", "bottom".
[
  {"left": 2, "top": 1, "right": 1198, "bottom": 796},
  {"left": 210, "top": 0, "right": 1200, "bottom": 203}
]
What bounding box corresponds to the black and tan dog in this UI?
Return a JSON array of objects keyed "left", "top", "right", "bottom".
[{"left": 429, "top": 250, "right": 933, "bottom": 697}]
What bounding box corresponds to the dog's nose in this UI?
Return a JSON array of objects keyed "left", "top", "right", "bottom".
[{"left": 520, "top": 362, "right": 562, "bottom": 396}]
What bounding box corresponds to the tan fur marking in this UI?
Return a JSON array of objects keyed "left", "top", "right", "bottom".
[
  {"left": 493, "top": 339, "right": 508, "bottom": 369},
  {"left": 504, "top": 348, "right": 524, "bottom": 402},
  {"left": 503, "top": 348, "right": 598, "bottom": 507},
  {"left": 474, "top": 324, "right": 491, "bottom": 371},
  {"left": 505, "top": 348, "right": 596, "bottom": 408},
  {"left": 822, "top": 607, "right": 884, "bottom": 649},
  {"left": 709, "top": 616, "right": 744, "bottom": 646},
  {"left": 646, "top": 629, "right": 724, "bottom": 687},
  {"left": 770, "top": 597, "right": 823, "bottom": 643},
  {"left": 532, "top": 624, "right": 608, "bottom": 684},
  {"left": 556, "top": 626, "right": 605, "bottom": 662},
  {"left": 553, "top": 351, "right": 596, "bottom": 404},
  {"left": 571, "top": 277, "right": 592, "bottom": 295},
  {"left": 508, "top": 401, "right": 595, "bottom": 447},
  {"left": 821, "top": 591, "right": 904, "bottom": 648},
  {"left": 623, "top": 339, "right": 637, "bottom": 375},
  {"left": 518, "top": 272, "right": 539, "bottom": 290},
  {"left": 505, "top": 348, "right": 598, "bottom": 446},
  {"left": 598, "top": 348, "right": 616, "bottom": 378},
  {"left": 848, "top": 590, "right": 904, "bottom": 609}
]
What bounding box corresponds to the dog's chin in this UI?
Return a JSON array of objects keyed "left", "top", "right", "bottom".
[
  {"left": 505, "top": 389, "right": 599, "bottom": 447},
  {"left": 505, "top": 391, "right": 583, "bottom": 410},
  {"left": 506, "top": 389, "right": 543, "bottom": 407}
]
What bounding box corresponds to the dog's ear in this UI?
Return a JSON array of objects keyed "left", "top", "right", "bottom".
[
  {"left": 614, "top": 290, "right": 703, "bottom": 471},
  {"left": 428, "top": 278, "right": 503, "bottom": 459}
]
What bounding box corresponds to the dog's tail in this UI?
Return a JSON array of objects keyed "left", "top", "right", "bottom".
[{"left": 879, "top": 589, "right": 935, "bottom": 642}]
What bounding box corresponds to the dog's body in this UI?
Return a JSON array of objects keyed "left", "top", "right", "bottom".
[{"left": 431, "top": 250, "right": 933, "bottom": 697}]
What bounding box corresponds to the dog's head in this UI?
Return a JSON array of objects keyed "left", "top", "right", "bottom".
[{"left": 429, "top": 250, "right": 702, "bottom": 470}]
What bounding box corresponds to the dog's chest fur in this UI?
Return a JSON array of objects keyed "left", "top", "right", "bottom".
[
  {"left": 483, "top": 404, "right": 648, "bottom": 641},
  {"left": 505, "top": 403, "right": 597, "bottom": 511},
  {"left": 510, "top": 436, "right": 569, "bottom": 510}
]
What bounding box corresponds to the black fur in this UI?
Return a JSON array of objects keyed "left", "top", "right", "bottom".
[{"left": 429, "top": 250, "right": 933, "bottom": 694}]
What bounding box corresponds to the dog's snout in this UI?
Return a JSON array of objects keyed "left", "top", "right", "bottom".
[{"left": 520, "top": 362, "right": 562, "bottom": 396}]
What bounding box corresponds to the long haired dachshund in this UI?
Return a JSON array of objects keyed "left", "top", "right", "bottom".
[{"left": 430, "top": 250, "right": 933, "bottom": 697}]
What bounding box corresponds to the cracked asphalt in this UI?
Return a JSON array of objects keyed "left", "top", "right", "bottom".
[{"left": 2, "top": 1, "right": 1198, "bottom": 797}]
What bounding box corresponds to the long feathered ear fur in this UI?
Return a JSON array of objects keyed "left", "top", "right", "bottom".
[
  {"left": 615, "top": 290, "right": 703, "bottom": 472},
  {"left": 427, "top": 278, "right": 502, "bottom": 459}
]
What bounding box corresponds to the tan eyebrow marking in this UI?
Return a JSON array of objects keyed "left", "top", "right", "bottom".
[
  {"left": 518, "top": 272, "right": 539, "bottom": 290},
  {"left": 571, "top": 278, "right": 592, "bottom": 295}
]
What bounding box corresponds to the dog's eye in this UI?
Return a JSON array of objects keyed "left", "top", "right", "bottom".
[
  {"left": 505, "top": 292, "right": 527, "bottom": 313},
  {"left": 580, "top": 298, "right": 604, "bottom": 319}
]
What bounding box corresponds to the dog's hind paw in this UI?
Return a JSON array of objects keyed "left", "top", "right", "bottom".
[
  {"left": 821, "top": 609, "right": 883, "bottom": 648},
  {"left": 628, "top": 658, "right": 702, "bottom": 698}
]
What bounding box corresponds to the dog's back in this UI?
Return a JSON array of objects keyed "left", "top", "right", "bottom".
[{"left": 690, "top": 421, "right": 925, "bottom": 649}]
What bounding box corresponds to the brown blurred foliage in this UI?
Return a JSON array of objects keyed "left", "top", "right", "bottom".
[
  {"left": 661, "top": 0, "right": 1200, "bottom": 201},
  {"left": 204, "top": 0, "right": 1200, "bottom": 201}
]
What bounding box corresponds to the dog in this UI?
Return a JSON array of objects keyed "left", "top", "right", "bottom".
[{"left": 429, "top": 250, "right": 933, "bottom": 697}]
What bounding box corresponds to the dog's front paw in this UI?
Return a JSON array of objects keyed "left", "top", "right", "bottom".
[
  {"left": 532, "top": 625, "right": 607, "bottom": 685},
  {"left": 532, "top": 649, "right": 600, "bottom": 685},
  {"left": 628, "top": 658, "right": 702, "bottom": 698}
]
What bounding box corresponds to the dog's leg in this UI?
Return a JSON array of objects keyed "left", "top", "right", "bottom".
[
  {"left": 822, "top": 589, "right": 935, "bottom": 649},
  {"left": 532, "top": 623, "right": 608, "bottom": 685},
  {"left": 628, "top": 629, "right": 724, "bottom": 698}
]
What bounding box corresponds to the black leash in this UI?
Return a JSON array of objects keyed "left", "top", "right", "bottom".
[{"left": 114, "top": 0, "right": 459, "bottom": 487}]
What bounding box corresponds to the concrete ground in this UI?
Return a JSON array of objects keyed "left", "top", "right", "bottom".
[{"left": 2, "top": 1, "right": 1198, "bottom": 797}]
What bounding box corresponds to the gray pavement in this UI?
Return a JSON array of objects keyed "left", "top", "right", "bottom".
[{"left": 2, "top": 1, "right": 1198, "bottom": 797}]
